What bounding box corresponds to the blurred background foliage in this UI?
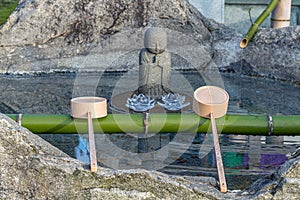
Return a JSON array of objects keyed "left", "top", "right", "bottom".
[{"left": 0, "top": 0, "right": 18, "bottom": 25}]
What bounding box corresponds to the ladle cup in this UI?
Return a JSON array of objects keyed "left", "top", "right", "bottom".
[
  {"left": 71, "top": 97, "right": 107, "bottom": 172},
  {"left": 193, "top": 86, "right": 229, "bottom": 193}
]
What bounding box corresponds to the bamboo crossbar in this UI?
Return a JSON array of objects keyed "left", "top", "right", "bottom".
[{"left": 5, "top": 114, "right": 300, "bottom": 136}]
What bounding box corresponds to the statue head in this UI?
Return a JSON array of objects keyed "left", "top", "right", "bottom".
[{"left": 144, "top": 27, "right": 167, "bottom": 54}]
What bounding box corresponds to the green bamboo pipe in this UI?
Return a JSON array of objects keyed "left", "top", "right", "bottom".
[
  {"left": 6, "top": 114, "right": 300, "bottom": 136},
  {"left": 240, "top": 0, "right": 280, "bottom": 48}
]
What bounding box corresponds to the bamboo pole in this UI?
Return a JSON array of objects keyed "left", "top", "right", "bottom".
[
  {"left": 6, "top": 114, "right": 300, "bottom": 135},
  {"left": 240, "top": 0, "right": 280, "bottom": 48},
  {"left": 271, "top": 0, "right": 291, "bottom": 28}
]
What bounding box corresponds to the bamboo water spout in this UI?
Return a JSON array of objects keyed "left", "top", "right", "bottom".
[{"left": 240, "top": 0, "right": 280, "bottom": 48}]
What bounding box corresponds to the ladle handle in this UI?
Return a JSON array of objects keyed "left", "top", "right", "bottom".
[
  {"left": 88, "top": 112, "right": 97, "bottom": 172},
  {"left": 210, "top": 112, "right": 227, "bottom": 193}
]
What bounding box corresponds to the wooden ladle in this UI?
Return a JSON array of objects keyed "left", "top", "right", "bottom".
[
  {"left": 193, "top": 86, "right": 229, "bottom": 193},
  {"left": 71, "top": 97, "right": 107, "bottom": 172}
]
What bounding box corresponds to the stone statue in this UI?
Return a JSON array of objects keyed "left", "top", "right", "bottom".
[{"left": 137, "top": 27, "right": 172, "bottom": 100}]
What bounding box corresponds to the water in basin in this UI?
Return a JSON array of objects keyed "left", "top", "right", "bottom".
[{"left": 0, "top": 71, "right": 299, "bottom": 190}]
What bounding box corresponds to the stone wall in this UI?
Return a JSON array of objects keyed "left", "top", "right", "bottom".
[
  {"left": 189, "top": 0, "right": 300, "bottom": 33},
  {"left": 188, "top": 0, "right": 225, "bottom": 23}
]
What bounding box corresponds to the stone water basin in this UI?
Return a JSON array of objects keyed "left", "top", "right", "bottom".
[{"left": 0, "top": 71, "right": 299, "bottom": 190}]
